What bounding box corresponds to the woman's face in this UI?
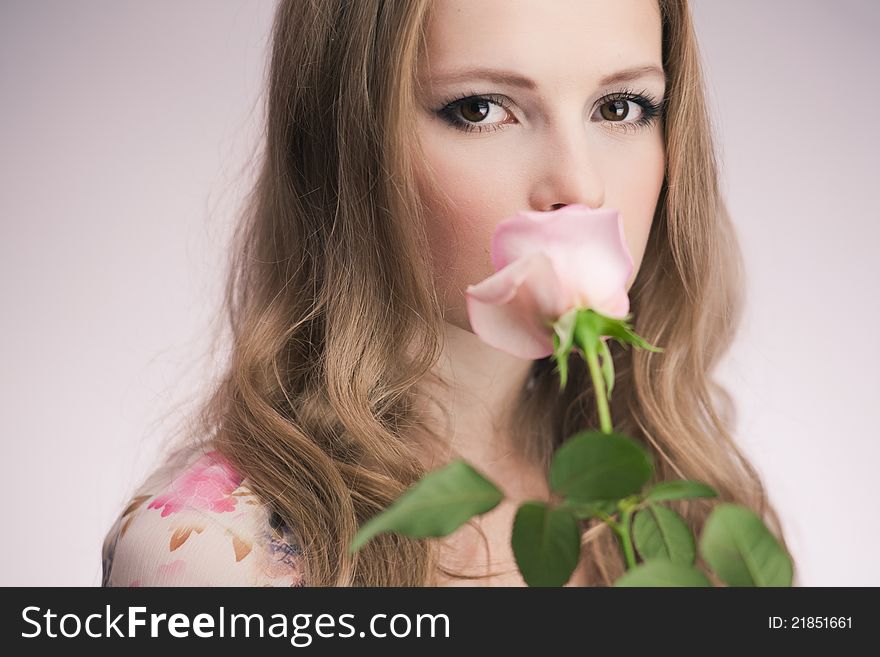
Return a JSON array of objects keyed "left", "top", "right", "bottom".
[{"left": 414, "top": 0, "right": 666, "bottom": 332}]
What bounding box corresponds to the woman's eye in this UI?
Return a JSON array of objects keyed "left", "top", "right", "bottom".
[
  {"left": 596, "top": 98, "right": 644, "bottom": 123},
  {"left": 593, "top": 94, "right": 663, "bottom": 133},
  {"left": 437, "top": 95, "right": 513, "bottom": 134},
  {"left": 437, "top": 91, "right": 663, "bottom": 135}
]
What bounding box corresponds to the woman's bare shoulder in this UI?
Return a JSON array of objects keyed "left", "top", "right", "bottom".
[{"left": 101, "top": 441, "right": 306, "bottom": 587}]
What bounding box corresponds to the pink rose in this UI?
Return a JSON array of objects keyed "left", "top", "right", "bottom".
[
  {"left": 147, "top": 450, "right": 244, "bottom": 517},
  {"left": 465, "top": 204, "right": 633, "bottom": 360}
]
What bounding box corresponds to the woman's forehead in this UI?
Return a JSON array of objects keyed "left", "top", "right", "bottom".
[{"left": 418, "top": 0, "right": 663, "bottom": 96}]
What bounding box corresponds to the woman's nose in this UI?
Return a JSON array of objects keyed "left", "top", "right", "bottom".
[{"left": 528, "top": 129, "right": 604, "bottom": 212}]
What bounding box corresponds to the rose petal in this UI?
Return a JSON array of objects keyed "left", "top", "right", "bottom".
[
  {"left": 490, "top": 204, "right": 633, "bottom": 318},
  {"left": 465, "top": 252, "right": 572, "bottom": 360},
  {"left": 594, "top": 289, "right": 630, "bottom": 319}
]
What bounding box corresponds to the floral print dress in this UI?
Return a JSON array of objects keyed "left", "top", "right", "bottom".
[{"left": 101, "top": 441, "right": 307, "bottom": 586}]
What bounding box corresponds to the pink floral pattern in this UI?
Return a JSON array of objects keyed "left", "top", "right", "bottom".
[
  {"left": 101, "top": 443, "right": 307, "bottom": 587},
  {"left": 147, "top": 450, "right": 243, "bottom": 517}
]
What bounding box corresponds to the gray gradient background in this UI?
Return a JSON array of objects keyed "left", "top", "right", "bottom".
[{"left": 1, "top": 1, "right": 877, "bottom": 586}]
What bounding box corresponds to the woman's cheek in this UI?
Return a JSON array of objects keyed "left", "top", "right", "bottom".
[
  {"left": 622, "top": 217, "right": 650, "bottom": 291},
  {"left": 613, "top": 147, "right": 666, "bottom": 288},
  {"left": 433, "top": 205, "right": 500, "bottom": 328},
  {"left": 418, "top": 202, "right": 476, "bottom": 322},
  {"left": 419, "top": 172, "right": 502, "bottom": 304}
]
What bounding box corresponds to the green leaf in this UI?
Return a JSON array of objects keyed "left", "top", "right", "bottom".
[
  {"left": 613, "top": 559, "right": 712, "bottom": 587},
  {"left": 575, "top": 309, "right": 664, "bottom": 354},
  {"left": 348, "top": 459, "right": 504, "bottom": 553},
  {"left": 645, "top": 480, "right": 718, "bottom": 502},
  {"left": 698, "top": 503, "right": 793, "bottom": 587},
  {"left": 619, "top": 325, "right": 664, "bottom": 353},
  {"left": 633, "top": 502, "right": 696, "bottom": 565},
  {"left": 559, "top": 499, "right": 619, "bottom": 519},
  {"left": 549, "top": 430, "right": 653, "bottom": 503},
  {"left": 511, "top": 501, "right": 582, "bottom": 587}
]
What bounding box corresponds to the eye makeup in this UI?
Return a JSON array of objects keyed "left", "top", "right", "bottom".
[{"left": 434, "top": 85, "right": 666, "bottom": 135}]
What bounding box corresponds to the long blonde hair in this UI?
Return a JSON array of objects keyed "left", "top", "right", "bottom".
[{"left": 164, "top": 0, "right": 796, "bottom": 586}]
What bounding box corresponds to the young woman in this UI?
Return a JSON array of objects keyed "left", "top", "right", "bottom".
[{"left": 102, "top": 0, "right": 795, "bottom": 587}]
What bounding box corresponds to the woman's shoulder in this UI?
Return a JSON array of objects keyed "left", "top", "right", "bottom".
[{"left": 102, "top": 441, "right": 306, "bottom": 587}]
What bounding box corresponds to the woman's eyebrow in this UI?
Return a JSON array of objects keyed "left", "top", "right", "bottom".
[{"left": 429, "top": 64, "right": 666, "bottom": 89}]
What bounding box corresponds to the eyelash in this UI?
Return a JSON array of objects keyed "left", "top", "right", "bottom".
[{"left": 435, "top": 85, "right": 665, "bottom": 135}]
